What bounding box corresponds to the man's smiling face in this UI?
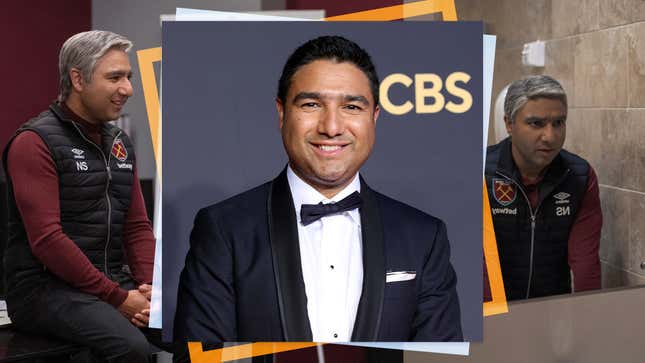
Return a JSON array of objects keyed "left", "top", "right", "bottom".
[
  {"left": 276, "top": 59, "right": 379, "bottom": 198},
  {"left": 74, "top": 48, "right": 133, "bottom": 123}
]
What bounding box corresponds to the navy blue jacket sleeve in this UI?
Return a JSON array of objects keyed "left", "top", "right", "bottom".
[
  {"left": 174, "top": 207, "right": 236, "bottom": 342},
  {"left": 411, "top": 220, "right": 463, "bottom": 341}
]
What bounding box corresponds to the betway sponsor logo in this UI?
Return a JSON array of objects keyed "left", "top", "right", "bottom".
[{"left": 491, "top": 207, "right": 517, "bottom": 215}]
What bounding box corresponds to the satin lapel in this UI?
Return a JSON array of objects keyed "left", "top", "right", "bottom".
[
  {"left": 268, "top": 169, "right": 313, "bottom": 341},
  {"left": 351, "top": 178, "right": 386, "bottom": 341}
]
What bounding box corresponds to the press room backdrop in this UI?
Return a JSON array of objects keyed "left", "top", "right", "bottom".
[{"left": 162, "top": 21, "right": 483, "bottom": 341}]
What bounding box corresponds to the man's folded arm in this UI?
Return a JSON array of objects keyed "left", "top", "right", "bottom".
[
  {"left": 411, "top": 219, "right": 463, "bottom": 342},
  {"left": 174, "top": 207, "right": 237, "bottom": 342},
  {"left": 7, "top": 131, "right": 128, "bottom": 307}
]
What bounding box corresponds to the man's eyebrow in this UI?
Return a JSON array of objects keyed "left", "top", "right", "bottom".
[
  {"left": 523, "top": 116, "right": 546, "bottom": 123},
  {"left": 292, "top": 92, "right": 321, "bottom": 104},
  {"left": 105, "top": 70, "right": 132, "bottom": 78},
  {"left": 344, "top": 94, "right": 369, "bottom": 106},
  {"left": 524, "top": 115, "right": 566, "bottom": 123},
  {"left": 292, "top": 92, "right": 370, "bottom": 106}
]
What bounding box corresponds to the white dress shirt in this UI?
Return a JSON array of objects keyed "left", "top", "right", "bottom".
[{"left": 287, "top": 166, "right": 363, "bottom": 342}]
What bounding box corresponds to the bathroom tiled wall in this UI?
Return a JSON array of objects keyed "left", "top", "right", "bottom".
[{"left": 457, "top": 0, "right": 645, "bottom": 288}]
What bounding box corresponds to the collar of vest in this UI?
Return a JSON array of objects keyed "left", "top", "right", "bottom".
[
  {"left": 495, "top": 137, "right": 571, "bottom": 205},
  {"left": 48, "top": 102, "right": 121, "bottom": 142},
  {"left": 49, "top": 102, "right": 77, "bottom": 124}
]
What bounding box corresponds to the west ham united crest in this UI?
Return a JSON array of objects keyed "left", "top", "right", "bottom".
[
  {"left": 111, "top": 139, "right": 128, "bottom": 162},
  {"left": 493, "top": 178, "right": 516, "bottom": 206}
]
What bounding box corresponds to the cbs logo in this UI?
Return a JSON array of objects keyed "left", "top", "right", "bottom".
[{"left": 379, "top": 72, "right": 473, "bottom": 115}]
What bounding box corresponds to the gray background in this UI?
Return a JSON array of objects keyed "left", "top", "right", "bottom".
[{"left": 162, "top": 21, "right": 483, "bottom": 341}]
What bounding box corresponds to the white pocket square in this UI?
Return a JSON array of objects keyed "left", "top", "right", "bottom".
[{"left": 386, "top": 271, "right": 416, "bottom": 283}]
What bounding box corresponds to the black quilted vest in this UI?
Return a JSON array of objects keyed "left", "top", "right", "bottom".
[
  {"left": 2, "top": 103, "right": 135, "bottom": 299},
  {"left": 485, "top": 138, "right": 588, "bottom": 300}
]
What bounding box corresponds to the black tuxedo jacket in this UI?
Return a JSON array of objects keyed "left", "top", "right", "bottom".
[{"left": 174, "top": 170, "right": 463, "bottom": 342}]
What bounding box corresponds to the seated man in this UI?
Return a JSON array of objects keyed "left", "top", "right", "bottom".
[
  {"left": 485, "top": 75, "right": 602, "bottom": 300},
  {"left": 3, "top": 30, "right": 157, "bottom": 362}
]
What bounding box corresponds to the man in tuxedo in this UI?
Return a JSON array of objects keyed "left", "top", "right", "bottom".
[{"left": 174, "top": 35, "right": 462, "bottom": 342}]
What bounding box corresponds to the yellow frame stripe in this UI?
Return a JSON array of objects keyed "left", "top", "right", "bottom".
[
  {"left": 187, "top": 342, "right": 319, "bottom": 362},
  {"left": 483, "top": 181, "right": 509, "bottom": 315},
  {"left": 325, "top": 0, "right": 457, "bottom": 21},
  {"left": 136, "top": 46, "right": 162, "bottom": 175}
]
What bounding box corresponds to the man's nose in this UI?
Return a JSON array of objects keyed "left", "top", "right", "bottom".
[
  {"left": 119, "top": 78, "right": 134, "bottom": 97},
  {"left": 318, "top": 108, "right": 345, "bottom": 137},
  {"left": 541, "top": 123, "right": 557, "bottom": 143}
]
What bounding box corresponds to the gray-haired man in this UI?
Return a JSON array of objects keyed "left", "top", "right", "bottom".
[
  {"left": 3, "top": 30, "right": 157, "bottom": 361},
  {"left": 484, "top": 75, "right": 602, "bottom": 301}
]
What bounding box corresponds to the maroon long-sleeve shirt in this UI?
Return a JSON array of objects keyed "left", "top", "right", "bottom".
[
  {"left": 484, "top": 167, "right": 602, "bottom": 300},
  {"left": 6, "top": 106, "right": 155, "bottom": 307}
]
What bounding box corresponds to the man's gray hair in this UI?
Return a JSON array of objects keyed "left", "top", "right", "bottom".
[
  {"left": 58, "top": 30, "right": 132, "bottom": 102},
  {"left": 504, "top": 75, "right": 567, "bottom": 123}
]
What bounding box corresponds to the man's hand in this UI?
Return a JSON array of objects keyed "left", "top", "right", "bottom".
[
  {"left": 133, "top": 284, "right": 153, "bottom": 327},
  {"left": 132, "top": 309, "right": 150, "bottom": 328},
  {"left": 138, "top": 283, "right": 152, "bottom": 301},
  {"left": 118, "top": 290, "right": 150, "bottom": 327}
]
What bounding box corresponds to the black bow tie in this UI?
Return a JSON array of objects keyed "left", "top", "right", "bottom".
[{"left": 300, "top": 191, "right": 362, "bottom": 226}]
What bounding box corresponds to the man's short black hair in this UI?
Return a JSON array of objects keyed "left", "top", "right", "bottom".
[{"left": 277, "top": 35, "right": 380, "bottom": 108}]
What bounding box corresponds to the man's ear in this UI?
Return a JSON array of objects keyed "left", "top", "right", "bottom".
[
  {"left": 373, "top": 104, "right": 380, "bottom": 125},
  {"left": 276, "top": 98, "right": 285, "bottom": 129},
  {"left": 70, "top": 68, "right": 84, "bottom": 93},
  {"left": 504, "top": 115, "right": 513, "bottom": 135}
]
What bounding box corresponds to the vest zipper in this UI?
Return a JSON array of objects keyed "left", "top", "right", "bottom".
[
  {"left": 104, "top": 134, "right": 120, "bottom": 279},
  {"left": 528, "top": 216, "right": 536, "bottom": 299},
  {"left": 70, "top": 122, "right": 120, "bottom": 279},
  {"left": 496, "top": 171, "right": 543, "bottom": 299}
]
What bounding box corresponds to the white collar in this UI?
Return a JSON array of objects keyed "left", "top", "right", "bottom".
[{"left": 286, "top": 165, "right": 361, "bottom": 225}]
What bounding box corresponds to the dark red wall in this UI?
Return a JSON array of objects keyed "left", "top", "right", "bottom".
[
  {"left": 0, "top": 1, "right": 91, "bottom": 152},
  {"left": 286, "top": 0, "right": 402, "bottom": 17}
]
